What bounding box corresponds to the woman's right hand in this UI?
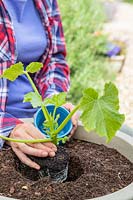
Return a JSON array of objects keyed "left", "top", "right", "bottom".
[{"left": 8, "top": 122, "right": 57, "bottom": 170}]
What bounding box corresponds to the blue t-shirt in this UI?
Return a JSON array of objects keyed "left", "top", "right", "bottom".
[{"left": 5, "top": 0, "right": 47, "bottom": 118}]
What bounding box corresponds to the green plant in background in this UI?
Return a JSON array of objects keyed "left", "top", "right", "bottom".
[
  {"left": 0, "top": 62, "right": 125, "bottom": 144},
  {"left": 58, "top": 0, "right": 115, "bottom": 103},
  {"left": 124, "top": 0, "right": 133, "bottom": 4}
]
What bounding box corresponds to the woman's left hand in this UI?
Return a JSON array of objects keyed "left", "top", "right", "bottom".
[{"left": 63, "top": 102, "right": 79, "bottom": 138}]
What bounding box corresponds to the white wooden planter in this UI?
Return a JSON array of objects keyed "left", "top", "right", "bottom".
[{"left": 0, "top": 124, "right": 133, "bottom": 200}]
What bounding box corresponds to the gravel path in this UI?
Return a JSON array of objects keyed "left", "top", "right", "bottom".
[{"left": 104, "top": 2, "right": 133, "bottom": 128}]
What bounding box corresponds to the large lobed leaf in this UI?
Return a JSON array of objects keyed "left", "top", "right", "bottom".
[
  {"left": 0, "top": 62, "right": 24, "bottom": 81},
  {"left": 23, "top": 92, "right": 42, "bottom": 108},
  {"left": 80, "top": 82, "right": 125, "bottom": 142},
  {"left": 43, "top": 92, "right": 67, "bottom": 107}
]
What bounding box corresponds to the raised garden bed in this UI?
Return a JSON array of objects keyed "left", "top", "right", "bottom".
[{"left": 0, "top": 125, "right": 133, "bottom": 200}]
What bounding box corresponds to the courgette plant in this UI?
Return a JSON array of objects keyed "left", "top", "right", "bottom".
[{"left": 0, "top": 62, "right": 125, "bottom": 145}]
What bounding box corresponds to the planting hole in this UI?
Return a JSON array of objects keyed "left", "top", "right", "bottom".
[{"left": 66, "top": 155, "right": 84, "bottom": 182}]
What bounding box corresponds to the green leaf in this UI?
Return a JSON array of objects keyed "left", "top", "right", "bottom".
[
  {"left": 26, "top": 62, "right": 43, "bottom": 73},
  {"left": 23, "top": 92, "right": 42, "bottom": 108},
  {"left": 43, "top": 113, "right": 60, "bottom": 135},
  {"left": 0, "top": 62, "right": 24, "bottom": 81},
  {"left": 80, "top": 82, "right": 125, "bottom": 142},
  {"left": 102, "top": 82, "right": 119, "bottom": 110},
  {"left": 57, "top": 136, "right": 68, "bottom": 144},
  {"left": 43, "top": 92, "right": 67, "bottom": 107}
]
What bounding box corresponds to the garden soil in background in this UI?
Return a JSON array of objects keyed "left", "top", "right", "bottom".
[{"left": 0, "top": 139, "right": 133, "bottom": 200}]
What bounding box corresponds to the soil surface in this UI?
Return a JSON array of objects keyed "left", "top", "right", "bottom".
[{"left": 0, "top": 139, "right": 133, "bottom": 200}]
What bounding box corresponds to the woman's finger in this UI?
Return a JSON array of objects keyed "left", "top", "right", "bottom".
[
  {"left": 26, "top": 136, "right": 56, "bottom": 154},
  {"left": 69, "top": 124, "right": 77, "bottom": 138},
  {"left": 23, "top": 123, "right": 57, "bottom": 150},
  {"left": 18, "top": 142, "right": 51, "bottom": 157},
  {"left": 63, "top": 102, "right": 79, "bottom": 125},
  {"left": 63, "top": 102, "right": 74, "bottom": 111},
  {"left": 12, "top": 147, "right": 40, "bottom": 170},
  {"left": 63, "top": 102, "right": 79, "bottom": 138},
  {"left": 11, "top": 127, "right": 53, "bottom": 153},
  {"left": 71, "top": 112, "right": 78, "bottom": 126},
  {"left": 22, "top": 123, "right": 46, "bottom": 139}
]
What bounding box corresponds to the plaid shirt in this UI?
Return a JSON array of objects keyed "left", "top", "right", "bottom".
[{"left": 0, "top": 0, "right": 70, "bottom": 148}]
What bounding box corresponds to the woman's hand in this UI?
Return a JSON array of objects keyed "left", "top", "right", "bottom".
[
  {"left": 8, "top": 123, "right": 57, "bottom": 170},
  {"left": 63, "top": 102, "right": 79, "bottom": 138}
]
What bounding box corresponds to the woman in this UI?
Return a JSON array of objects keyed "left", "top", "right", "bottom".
[{"left": 0, "top": 0, "right": 77, "bottom": 170}]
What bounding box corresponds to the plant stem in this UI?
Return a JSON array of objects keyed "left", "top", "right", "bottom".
[
  {"left": 51, "top": 134, "right": 57, "bottom": 145},
  {"left": 24, "top": 71, "right": 51, "bottom": 125},
  {"left": 0, "top": 135, "right": 52, "bottom": 143},
  {"left": 53, "top": 106, "right": 57, "bottom": 120},
  {"left": 23, "top": 71, "right": 40, "bottom": 95},
  {"left": 54, "top": 104, "right": 80, "bottom": 136},
  {"left": 41, "top": 103, "right": 51, "bottom": 122}
]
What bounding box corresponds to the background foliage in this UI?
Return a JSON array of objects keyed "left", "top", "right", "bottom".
[
  {"left": 58, "top": 0, "right": 115, "bottom": 103},
  {"left": 124, "top": 0, "right": 133, "bottom": 3}
]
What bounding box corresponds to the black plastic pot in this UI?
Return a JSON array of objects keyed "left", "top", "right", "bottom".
[{"left": 16, "top": 146, "right": 69, "bottom": 183}]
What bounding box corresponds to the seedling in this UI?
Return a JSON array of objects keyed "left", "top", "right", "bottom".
[{"left": 0, "top": 62, "right": 125, "bottom": 145}]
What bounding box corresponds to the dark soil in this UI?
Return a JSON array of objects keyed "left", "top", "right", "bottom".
[{"left": 0, "top": 139, "right": 133, "bottom": 200}]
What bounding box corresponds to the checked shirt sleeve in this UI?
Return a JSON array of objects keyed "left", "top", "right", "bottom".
[
  {"left": 35, "top": 0, "right": 70, "bottom": 99},
  {"left": 0, "top": 110, "right": 23, "bottom": 149}
]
